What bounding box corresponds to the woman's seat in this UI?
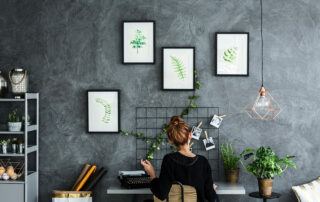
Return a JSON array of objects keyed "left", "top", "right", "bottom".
[{"left": 153, "top": 181, "right": 197, "bottom": 202}]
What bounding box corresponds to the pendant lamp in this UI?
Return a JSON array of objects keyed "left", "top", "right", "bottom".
[{"left": 243, "top": 0, "right": 282, "bottom": 120}]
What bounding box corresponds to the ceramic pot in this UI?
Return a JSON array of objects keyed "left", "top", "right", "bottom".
[
  {"left": 2, "top": 144, "right": 7, "bottom": 154},
  {"left": 225, "top": 168, "right": 239, "bottom": 184},
  {"left": 258, "top": 178, "right": 274, "bottom": 196},
  {"left": 18, "top": 144, "right": 24, "bottom": 154},
  {"left": 11, "top": 144, "right": 17, "bottom": 153},
  {"left": 8, "top": 122, "right": 22, "bottom": 132}
]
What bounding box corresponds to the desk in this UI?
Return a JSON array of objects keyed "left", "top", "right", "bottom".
[{"left": 107, "top": 182, "right": 245, "bottom": 195}]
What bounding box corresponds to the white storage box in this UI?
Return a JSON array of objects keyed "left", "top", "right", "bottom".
[{"left": 52, "top": 190, "right": 92, "bottom": 202}]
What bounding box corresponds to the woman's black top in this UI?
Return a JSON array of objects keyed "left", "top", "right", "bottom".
[{"left": 150, "top": 152, "right": 218, "bottom": 202}]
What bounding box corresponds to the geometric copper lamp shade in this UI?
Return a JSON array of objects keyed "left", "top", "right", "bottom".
[{"left": 244, "top": 86, "right": 282, "bottom": 120}]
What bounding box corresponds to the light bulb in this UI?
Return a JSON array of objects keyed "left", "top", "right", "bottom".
[
  {"left": 255, "top": 86, "right": 269, "bottom": 111},
  {"left": 256, "top": 95, "right": 269, "bottom": 110}
]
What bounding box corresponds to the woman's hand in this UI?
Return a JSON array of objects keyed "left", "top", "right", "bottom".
[
  {"left": 140, "top": 159, "right": 156, "bottom": 179},
  {"left": 213, "top": 184, "right": 218, "bottom": 191}
]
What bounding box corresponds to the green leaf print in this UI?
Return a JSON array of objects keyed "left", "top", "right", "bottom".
[
  {"left": 170, "top": 56, "right": 186, "bottom": 80},
  {"left": 95, "top": 98, "right": 111, "bottom": 124},
  {"left": 130, "top": 29, "right": 146, "bottom": 54},
  {"left": 223, "top": 47, "right": 238, "bottom": 63}
]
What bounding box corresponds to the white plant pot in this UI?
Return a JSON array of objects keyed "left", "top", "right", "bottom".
[
  {"left": 8, "top": 122, "right": 22, "bottom": 132},
  {"left": 2, "top": 144, "right": 7, "bottom": 154}
]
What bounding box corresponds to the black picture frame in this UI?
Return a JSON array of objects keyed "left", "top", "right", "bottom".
[
  {"left": 162, "top": 47, "right": 195, "bottom": 91},
  {"left": 122, "top": 21, "right": 155, "bottom": 64},
  {"left": 215, "top": 32, "right": 249, "bottom": 76},
  {"left": 87, "top": 90, "right": 120, "bottom": 133}
]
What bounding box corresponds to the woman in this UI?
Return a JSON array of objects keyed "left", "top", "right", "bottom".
[{"left": 141, "top": 116, "right": 219, "bottom": 202}]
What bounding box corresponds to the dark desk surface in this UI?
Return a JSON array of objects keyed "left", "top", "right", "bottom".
[{"left": 107, "top": 182, "right": 245, "bottom": 195}]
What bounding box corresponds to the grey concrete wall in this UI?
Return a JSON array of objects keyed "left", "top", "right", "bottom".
[{"left": 1, "top": 0, "right": 319, "bottom": 201}]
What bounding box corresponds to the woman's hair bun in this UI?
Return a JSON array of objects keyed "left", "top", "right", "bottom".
[
  {"left": 167, "top": 116, "right": 190, "bottom": 147},
  {"left": 170, "top": 116, "right": 182, "bottom": 126}
]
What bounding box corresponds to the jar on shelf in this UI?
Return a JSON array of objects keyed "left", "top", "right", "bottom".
[
  {"left": 9, "top": 68, "right": 28, "bottom": 98},
  {"left": 0, "top": 71, "right": 8, "bottom": 98}
]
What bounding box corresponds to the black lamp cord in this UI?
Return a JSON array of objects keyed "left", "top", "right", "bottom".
[{"left": 260, "top": 0, "right": 264, "bottom": 87}]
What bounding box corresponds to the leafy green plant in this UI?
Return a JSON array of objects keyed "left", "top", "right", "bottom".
[
  {"left": 0, "top": 139, "right": 10, "bottom": 145},
  {"left": 221, "top": 143, "right": 240, "bottom": 170},
  {"left": 170, "top": 56, "right": 186, "bottom": 80},
  {"left": 130, "top": 29, "right": 146, "bottom": 54},
  {"left": 11, "top": 138, "right": 18, "bottom": 144},
  {"left": 22, "top": 115, "right": 30, "bottom": 122},
  {"left": 7, "top": 109, "right": 20, "bottom": 122},
  {"left": 120, "top": 69, "right": 201, "bottom": 161},
  {"left": 223, "top": 47, "right": 238, "bottom": 63},
  {"left": 95, "top": 98, "right": 111, "bottom": 124},
  {"left": 240, "top": 146, "right": 296, "bottom": 179}
]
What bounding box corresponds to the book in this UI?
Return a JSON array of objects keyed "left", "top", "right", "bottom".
[
  {"left": 83, "top": 167, "right": 107, "bottom": 191},
  {"left": 71, "top": 164, "right": 91, "bottom": 191},
  {"left": 74, "top": 165, "right": 97, "bottom": 191}
]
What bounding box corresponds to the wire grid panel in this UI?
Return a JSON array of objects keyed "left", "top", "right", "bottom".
[{"left": 136, "top": 107, "right": 220, "bottom": 180}]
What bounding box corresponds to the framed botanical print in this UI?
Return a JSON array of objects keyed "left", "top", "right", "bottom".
[
  {"left": 123, "top": 21, "right": 155, "bottom": 64},
  {"left": 162, "top": 47, "right": 195, "bottom": 90},
  {"left": 215, "top": 32, "right": 249, "bottom": 76},
  {"left": 88, "top": 90, "right": 120, "bottom": 133}
]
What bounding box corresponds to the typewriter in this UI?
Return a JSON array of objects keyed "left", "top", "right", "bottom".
[{"left": 118, "top": 170, "right": 152, "bottom": 189}]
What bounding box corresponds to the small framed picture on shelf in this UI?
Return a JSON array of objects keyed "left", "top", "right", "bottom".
[
  {"left": 87, "top": 90, "right": 120, "bottom": 133},
  {"left": 215, "top": 32, "right": 249, "bottom": 76},
  {"left": 162, "top": 47, "right": 195, "bottom": 90},
  {"left": 123, "top": 21, "right": 155, "bottom": 64}
]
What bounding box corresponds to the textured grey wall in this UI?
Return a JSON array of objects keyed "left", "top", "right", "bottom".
[{"left": 1, "top": 0, "right": 319, "bottom": 201}]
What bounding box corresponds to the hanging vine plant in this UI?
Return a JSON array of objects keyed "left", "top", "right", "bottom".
[{"left": 120, "top": 69, "right": 201, "bottom": 161}]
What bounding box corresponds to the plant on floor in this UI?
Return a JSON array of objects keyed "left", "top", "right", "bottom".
[
  {"left": 120, "top": 69, "right": 201, "bottom": 161},
  {"left": 240, "top": 146, "right": 296, "bottom": 196},
  {"left": 221, "top": 143, "right": 240, "bottom": 183}
]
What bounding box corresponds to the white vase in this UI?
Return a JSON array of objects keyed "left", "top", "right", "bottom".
[
  {"left": 2, "top": 144, "right": 7, "bottom": 154},
  {"left": 8, "top": 122, "right": 22, "bottom": 132}
]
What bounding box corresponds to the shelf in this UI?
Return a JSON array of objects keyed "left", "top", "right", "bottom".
[
  {"left": 0, "top": 145, "right": 37, "bottom": 156},
  {"left": 0, "top": 124, "right": 38, "bottom": 134},
  {"left": 27, "top": 145, "right": 38, "bottom": 154},
  {"left": 0, "top": 180, "right": 25, "bottom": 184},
  {"left": 0, "top": 131, "right": 23, "bottom": 135},
  {"left": 27, "top": 125, "right": 37, "bottom": 132},
  {"left": 0, "top": 93, "right": 39, "bottom": 102},
  {"left": 0, "top": 153, "right": 24, "bottom": 157}
]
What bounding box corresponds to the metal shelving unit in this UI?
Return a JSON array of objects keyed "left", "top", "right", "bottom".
[{"left": 0, "top": 93, "right": 39, "bottom": 202}]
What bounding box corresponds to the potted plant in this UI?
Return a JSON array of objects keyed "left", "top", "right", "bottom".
[
  {"left": 221, "top": 143, "right": 240, "bottom": 183},
  {"left": 22, "top": 114, "right": 31, "bottom": 126},
  {"left": 11, "top": 138, "right": 18, "bottom": 153},
  {"left": 241, "top": 146, "right": 296, "bottom": 196},
  {"left": 6, "top": 109, "right": 22, "bottom": 132},
  {"left": 17, "top": 138, "right": 24, "bottom": 154},
  {"left": 1, "top": 139, "right": 10, "bottom": 154}
]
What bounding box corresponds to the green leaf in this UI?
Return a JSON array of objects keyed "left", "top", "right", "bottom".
[
  {"left": 188, "top": 95, "right": 199, "bottom": 100},
  {"left": 170, "top": 56, "right": 186, "bottom": 80},
  {"left": 190, "top": 102, "right": 196, "bottom": 108},
  {"left": 196, "top": 81, "right": 201, "bottom": 89}
]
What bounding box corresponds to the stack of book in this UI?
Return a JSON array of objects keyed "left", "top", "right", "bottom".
[{"left": 71, "top": 164, "right": 107, "bottom": 191}]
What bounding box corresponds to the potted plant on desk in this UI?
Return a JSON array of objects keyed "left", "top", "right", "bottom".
[
  {"left": 6, "top": 109, "right": 22, "bottom": 132},
  {"left": 240, "top": 146, "right": 296, "bottom": 196},
  {"left": 221, "top": 143, "right": 240, "bottom": 183}
]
